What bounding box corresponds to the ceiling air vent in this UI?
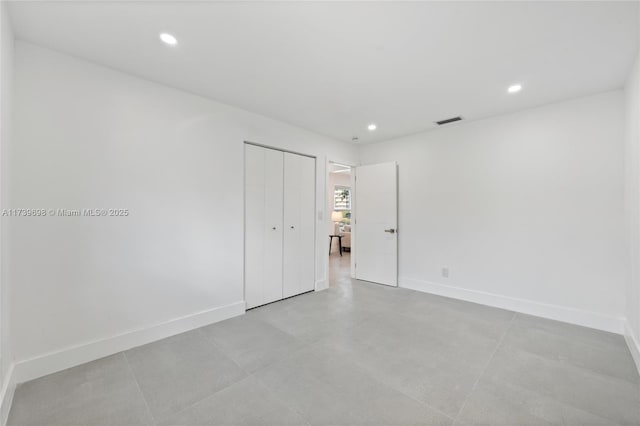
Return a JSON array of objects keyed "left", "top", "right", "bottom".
[{"left": 435, "top": 116, "right": 463, "bottom": 126}]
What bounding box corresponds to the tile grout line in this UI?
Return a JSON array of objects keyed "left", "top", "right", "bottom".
[
  {"left": 196, "top": 329, "right": 314, "bottom": 426},
  {"left": 247, "top": 342, "right": 381, "bottom": 426},
  {"left": 303, "top": 338, "right": 457, "bottom": 423},
  {"left": 154, "top": 331, "right": 255, "bottom": 421},
  {"left": 364, "top": 365, "right": 456, "bottom": 421},
  {"left": 245, "top": 285, "right": 462, "bottom": 422},
  {"left": 234, "top": 344, "right": 315, "bottom": 426},
  {"left": 235, "top": 345, "right": 315, "bottom": 426},
  {"left": 249, "top": 374, "right": 314, "bottom": 426},
  {"left": 203, "top": 305, "right": 349, "bottom": 425},
  {"left": 345, "top": 341, "right": 457, "bottom": 422},
  {"left": 201, "top": 330, "right": 254, "bottom": 378},
  {"left": 199, "top": 321, "right": 310, "bottom": 379},
  {"left": 244, "top": 314, "right": 310, "bottom": 348},
  {"left": 451, "top": 311, "right": 518, "bottom": 424},
  {"left": 368, "top": 373, "right": 457, "bottom": 423},
  {"left": 116, "top": 320, "right": 293, "bottom": 425},
  {"left": 122, "top": 351, "right": 158, "bottom": 426},
  {"left": 157, "top": 378, "right": 251, "bottom": 423}
]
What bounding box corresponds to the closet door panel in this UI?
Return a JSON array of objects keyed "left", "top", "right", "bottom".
[
  {"left": 263, "top": 149, "right": 284, "bottom": 305},
  {"left": 283, "top": 153, "right": 315, "bottom": 298},
  {"left": 244, "top": 145, "right": 265, "bottom": 309},
  {"left": 244, "top": 145, "right": 283, "bottom": 309}
]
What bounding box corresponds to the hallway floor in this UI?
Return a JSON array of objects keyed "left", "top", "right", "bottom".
[
  {"left": 8, "top": 267, "right": 640, "bottom": 425},
  {"left": 329, "top": 250, "right": 351, "bottom": 289}
]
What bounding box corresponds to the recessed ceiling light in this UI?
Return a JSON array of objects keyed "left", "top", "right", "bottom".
[
  {"left": 508, "top": 84, "right": 522, "bottom": 93},
  {"left": 367, "top": 123, "right": 377, "bottom": 131},
  {"left": 160, "top": 33, "right": 178, "bottom": 46}
]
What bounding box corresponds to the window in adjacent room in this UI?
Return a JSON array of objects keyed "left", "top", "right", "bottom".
[{"left": 334, "top": 185, "right": 351, "bottom": 210}]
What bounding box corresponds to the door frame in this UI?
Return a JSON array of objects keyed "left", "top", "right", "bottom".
[{"left": 324, "top": 157, "right": 358, "bottom": 289}]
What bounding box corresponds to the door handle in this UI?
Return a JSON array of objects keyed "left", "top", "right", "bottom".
[{"left": 384, "top": 228, "right": 396, "bottom": 234}]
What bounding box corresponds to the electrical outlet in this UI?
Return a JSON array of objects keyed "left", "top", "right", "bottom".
[{"left": 442, "top": 267, "right": 449, "bottom": 278}]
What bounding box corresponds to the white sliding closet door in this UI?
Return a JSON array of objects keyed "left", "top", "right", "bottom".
[
  {"left": 283, "top": 152, "right": 315, "bottom": 298},
  {"left": 245, "top": 145, "right": 284, "bottom": 309}
]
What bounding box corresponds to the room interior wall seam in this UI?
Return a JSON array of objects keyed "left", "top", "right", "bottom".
[
  {"left": 0, "top": 363, "right": 14, "bottom": 426},
  {"left": 0, "top": 2, "right": 15, "bottom": 425},
  {"left": 624, "top": 321, "right": 640, "bottom": 375},
  {"left": 624, "top": 41, "right": 640, "bottom": 375}
]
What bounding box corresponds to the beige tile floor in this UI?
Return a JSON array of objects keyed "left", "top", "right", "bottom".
[{"left": 8, "top": 253, "right": 640, "bottom": 425}]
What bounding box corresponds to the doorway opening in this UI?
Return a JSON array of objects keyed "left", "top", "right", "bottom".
[{"left": 327, "top": 162, "right": 354, "bottom": 288}]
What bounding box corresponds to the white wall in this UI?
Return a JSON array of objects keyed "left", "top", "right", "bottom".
[
  {"left": 625, "top": 47, "right": 640, "bottom": 371},
  {"left": 0, "top": 2, "right": 14, "bottom": 422},
  {"left": 10, "top": 42, "right": 357, "bottom": 380},
  {"left": 359, "top": 91, "right": 626, "bottom": 333}
]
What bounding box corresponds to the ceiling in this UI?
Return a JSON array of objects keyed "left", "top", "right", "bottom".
[
  {"left": 7, "top": 1, "right": 639, "bottom": 143},
  {"left": 329, "top": 163, "right": 352, "bottom": 174}
]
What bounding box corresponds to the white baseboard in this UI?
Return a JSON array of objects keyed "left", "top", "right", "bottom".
[
  {"left": 0, "top": 364, "right": 15, "bottom": 426},
  {"left": 11, "top": 301, "right": 245, "bottom": 386},
  {"left": 624, "top": 321, "right": 640, "bottom": 376},
  {"left": 400, "top": 277, "right": 625, "bottom": 334}
]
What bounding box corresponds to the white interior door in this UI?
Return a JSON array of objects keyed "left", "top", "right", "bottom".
[
  {"left": 354, "top": 162, "right": 398, "bottom": 286},
  {"left": 245, "top": 145, "right": 284, "bottom": 308},
  {"left": 283, "top": 152, "right": 315, "bottom": 298}
]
